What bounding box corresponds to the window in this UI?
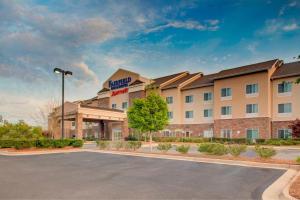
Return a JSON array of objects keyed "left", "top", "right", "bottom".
[
  {"left": 221, "top": 129, "right": 232, "bottom": 138},
  {"left": 112, "top": 103, "right": 117, "bottom": 109},
  {"left": 246, "top": 84, "right": 258, "bottom": 94},
  {"left": 185, "top": 95, "right": 193, "bottom": 103},
  {"left": 167, "top": 111, "right": 173, "bottom": 119},
  {"left": 221, "top": 88, "right": 232, "bottom": 97},
  {"left": 204, "top": 92, "right": 212, "bottom": 101},
  {"left": 278, "top": 82, "right": 292, "bottom": 93},
  {"left": 166, "top": 96, "right": 173, "bottom": 104},
  {"left": 221, "top": 106, "right": 232, "bottom": 115},
  {"left": 246, "top": 129, "right": 259, "bottom": 139},
  {"left": 204, "top": 109, "right": 213, "bottom": 118},
  {"left": 122, "top": 102, "right": 128, "bottom": 109},
  {"left": 246, "top": 104, "right": 258, "bottom": 113},
  {"left": 278, "top": 103, "right": 292, "bottom": 113},
  {"left": 185, "top": 111, "right": 193, "bottom": 118},
  {"left": 278, "top": 129, "right": 292, "bottom": 139}
]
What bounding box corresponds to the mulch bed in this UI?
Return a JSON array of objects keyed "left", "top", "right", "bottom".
[{"left": 290, "top": 175, "right": 300, "bottom": 199}]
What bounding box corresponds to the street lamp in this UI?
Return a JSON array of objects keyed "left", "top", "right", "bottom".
[{"left": 54, "top": 67, "right": 73, "bottom": 139}]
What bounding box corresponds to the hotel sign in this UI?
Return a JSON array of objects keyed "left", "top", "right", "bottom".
[{"left": 109, "top": 77, "right": 132, "bottom": 96}]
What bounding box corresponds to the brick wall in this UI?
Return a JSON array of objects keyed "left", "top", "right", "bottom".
[
  {"left": 271, "top": 121, "right": 293, "bottom": 138},
  {"left": 214, "top": 117, "right": 272, "bottom": 139},
  {"left": 163, "top": 123, "right": 214, "bottom": 137},
  {"left": 98, "top": 97, "right": 109, "bottom": 108},
  {"left": 129, "top": 90, "right": 146, "bottom": 106}
]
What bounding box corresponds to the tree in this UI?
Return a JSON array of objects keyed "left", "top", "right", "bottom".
[
  {"left": 127, "top": 92, "right": 168, "bottom": 151},
  {"left": 296, "top": 78, "right": 300, "bottom": 84},
  {"left": 289, "top": 119, "right": 300, "bottom": 138}
]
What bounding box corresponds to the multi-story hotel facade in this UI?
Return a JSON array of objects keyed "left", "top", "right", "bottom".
[{"left": 48, "top": 59, "right": 300, "bottom": 140}]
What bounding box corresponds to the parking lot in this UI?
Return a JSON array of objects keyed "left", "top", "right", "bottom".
[{"left": 0, "top": 152, "right": 284, "bottom": 199}]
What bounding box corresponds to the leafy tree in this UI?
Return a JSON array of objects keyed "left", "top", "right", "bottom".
[
  {"left": 296, "top": 78, "right": 300, "bottom": 84},
  {"left": 289, "top": 119, "right": 300, "bottom": 138},
  {"left": 127, "top": 92, "right": 168, "bottom": 151}
]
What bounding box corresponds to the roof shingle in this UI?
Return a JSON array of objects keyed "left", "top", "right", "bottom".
[
  {"left": 161, "top": 73, "right": 201, "bottom": 90},
  {"left": 181, "top": 73, "right": 219, "bottom": 90},
  {"left": 151, "top": 71, "right": 188, "bottom": 87},
  {"left": 271, "top": 61, "right": 300, "bottom": 79}
]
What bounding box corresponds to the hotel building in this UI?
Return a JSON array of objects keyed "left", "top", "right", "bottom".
[{"left": 48, "top": 59, "right": 300, "bottom": 140}]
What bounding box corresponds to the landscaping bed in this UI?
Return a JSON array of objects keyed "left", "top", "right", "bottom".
[{"left": 290, "top": 175, "right": 300, "bottom": 199}]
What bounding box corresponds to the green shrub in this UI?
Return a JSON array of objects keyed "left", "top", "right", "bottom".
[
  {"left": 113, "top": 141, "right": 124, "bottom": 150},
  {"left": 71, "top": 140, "right": 83, "bottom": 147},
  {"left": 125, "top": 141, "right": 142, "bottom": 151},
  {"left": 255, "top": 139, "right": 266, "bottom": 144},
  {"left": 14, "top": 140, "right": 35, "bottom": 149},
  {"left": 176, "top": 145, "right": 190, "bottom": 154},
  {"left": 255, "top": 146, "right": 276, "bottom": 159},
  {"left": 264, "top": 139, "right": 300, "bottom": 146},
  {"left": 228, "top": 144, "right": 247, "bottom": 157},
  {"left": 296, "top": 157, "right": 300, "bottom": 164},
  {"left": 198, "top": 143, "right": 228, "bottom": 156},
  {"left": 125, "top": 134, "right": 139, "bottom": 141},
  {"left": 98, "top": 141, "right": 110, "bottom": 150},
  {"left": 0, "top": 140, "right": 15, "bottom": 148},
  {"left": 52, "top": 139, "right": 70, "bottom": 148},
  {"left": 157, "top": 143, "right": 172, "bottom": 153},
  {"left": 36, "top": 139, "right": 54, "bottom": 148}
]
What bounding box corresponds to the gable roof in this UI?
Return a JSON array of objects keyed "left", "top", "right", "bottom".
[
  {"left": 214, "top": 59, "right": 280, "bottom": 80},
  {"left": 271, "top": 61, "right": 300, "bottom": 80},
  {"left": 161, "top": 73, "right": 201, "bottom": 90},
  {"left": 181, "top": 73, "right": 219, "bottom": 90},
  {"left": 97, "top": 88, "right": 110, "bottom": 94},
  {"left": 151, "top": 71, "right": 188, "bottom": 87},
  {"left": 129, "top": 79, "right": 144, "bottom": 86}
]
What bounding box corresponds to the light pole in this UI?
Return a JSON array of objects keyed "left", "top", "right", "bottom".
[{"left": 54, "top": 67, "right": 73, "bottom": 139}]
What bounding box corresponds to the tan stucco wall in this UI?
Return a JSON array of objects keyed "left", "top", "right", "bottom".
[
  {"left": 181, "top": 86, "right": 214, "bottom": 124},
  {"left": 214, "top": 72, "right": 271, "bottom": 119},
  {"left": 272, "top": 77, "right": 300, "bottom": 121},
  {"left": 160, "top": 88, "right": 182, "bottom": 124}
]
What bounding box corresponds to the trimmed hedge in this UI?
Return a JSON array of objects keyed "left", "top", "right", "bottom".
[
  {"left": 0, "top": 139, "right": 83, "bottom": 149},
  {"left": 96, "top": 140, "right": 142, "bottom": 151},
  {"left": 198, "top": 143, "right": 228, "bottom": 156}
]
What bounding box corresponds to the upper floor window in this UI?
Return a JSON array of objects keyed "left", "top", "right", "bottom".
[
  {"left": 167, "top": 111, "right": 173, "bottom": 119},
  {"left": 185, "top": 95, "right": 193, "bottom": 103},
  {"left": 204, "top": 92, "right": 213, "bottom": 101},
  {"left": 278, "top": 82, "right": 292, "bottom": 93},
  {"left": 246, "top": 84, "right": 258, "bottom": 94},
  {"left": 246, "top": 104, "right": 258, "bottom": 113},
  {"left": 278, "top": 129, "right": 292, "bottom": 139},
  {"left": 221, "top": 129, "right": 232, "bottom": 138},
  {"left": 221, "top": 88, "right": 232, "bottom": 97},
  {"left": 166, "top": 96, "right": 173, "bottom": 104},
  {"left": 112, "top": 103, "right": 117, "bottom": 109},
  {"left": 185, "top": 111, "right": 194, "bottom": 118},
  {"left": 122, "top": 102, "right": 128, "bottom": 109},
  {"left": 204, "top": 109, "right": 213, "bottom": 118},
  {"left": 221, "top": 106, "right": 232, "bottom": 115},
  {"left": 278, "top": 103, "right": 292, "bottom": 113}
]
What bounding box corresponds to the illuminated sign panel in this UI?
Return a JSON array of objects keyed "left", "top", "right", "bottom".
[
  {"left": 109, "top": 77, "right": 131, "bottom": 96},
  {"left": 109, "top": 77, "right": 131, "bottom": 90}
]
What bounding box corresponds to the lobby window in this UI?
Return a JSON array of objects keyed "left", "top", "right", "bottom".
[
  {"left": 221, "top": 129, "right": 232, "bottom": 138},
  {"left": 278, "top": 103, "right": 292, "bottom": 113},
  {"left": 167, "top": 111, "right": 173, "bottom": 119},
  {"left": 112, "top": 103, "right": 117, "bottom": 109},
  {"left": 278, "top": 129, "right": 292, "bottom": 139},
  {"left": 204, "top": 109, "right": 213, "bottom": 118},
  {"left": 221, "top": 106, "right": 232, "bottom": 115},
  {"left": 246, "top": 104, "right": 258, "bottom": 114},
  {"left": 246, "top": 84, "right": 258, "bottom": 94},
  {"left": 246, "top": 128, "right": 259, "bottom": 139},
  {"left": 166, "top": 96, "right": 173, "bottom": 104},
  {"left": 122, "top": 102, "right": 128, "bottom": 109},
  {"left": 185, "top": 111, "right": 193, "bottom": 119},
  {"left": 204, "top": 92, "right": 212, "bottom": 101},
  {"left": 185, "top": 95, "right": 193, "bottom": 103},
  {"left": 278, "top": 82, "right": 292, "bottom": 93},
  {"left": 221, "top": 88, "right": 232, "bottom": 97}
]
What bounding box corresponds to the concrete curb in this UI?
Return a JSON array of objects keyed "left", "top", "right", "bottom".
[
  {"left": 84, "top": 149, "right": 298, "bottom": 170},
  {"left": 0, "top": 149, "right": 83, "bottom": 156},
  {"left": 282, "top": 171, "right": 300, "bottom": 200},
  {"left": 262, "top": 169, "right": 299, "bottom": 200}
]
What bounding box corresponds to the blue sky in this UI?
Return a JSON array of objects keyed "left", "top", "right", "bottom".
[{"left": 0, "top": 0, "right": 300, "bottom": 124}]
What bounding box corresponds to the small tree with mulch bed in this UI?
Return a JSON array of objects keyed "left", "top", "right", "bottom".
[{"left": 289, "top": 119, "right": 300, "bottom": 139}]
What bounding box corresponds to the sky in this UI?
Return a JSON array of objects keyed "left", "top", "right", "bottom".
[{"left": 0, "top": 0, "right": 300, "bottom": 125}]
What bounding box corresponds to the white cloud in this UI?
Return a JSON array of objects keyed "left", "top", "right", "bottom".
[
  {"left": 144, "top": 20, "right": 219, "bottom": 33},
  {"left": 283, "top": 23, "right": 299, "bottom": 31},
  {"left": 247, "top": 42, "right": 259, "bottom": 54},
  {"left": 259, "top": 19, "right": 299, "bottom": 35},
  {"left": 279, "top": 1, "right": 297, "bottom": 16}
]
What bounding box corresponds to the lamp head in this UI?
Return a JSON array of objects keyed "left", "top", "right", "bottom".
[
  {"left": 54, "top": 68, "right": 63, "bottom": 74},
  {"left": 65, "top": 71, "right": 73, "bottom": 76}
]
